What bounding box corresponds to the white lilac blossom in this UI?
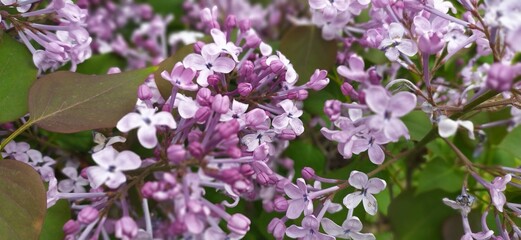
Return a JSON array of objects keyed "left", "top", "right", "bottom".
[
  {"left": 343, "top": 171, "right": 386, "bottom": 215},
  {"left": 92, "top": 132, "right": 126, "bottom": 153},
  {"left": 206, "top": 28, "right": 242, "bottom": 62},
  {"left": 321, "top": 217, "right": 376, "bottom": 240},
  {"left": 117, "top": 108, "right": 177, "bottom": 149},
  {"left": 272, "top": 99, "right": 304, "bottom": 135},
  {"left": 161, "top": 62, "right": 198, "bottom": 91},
  {"left": 58, "top": 167, "right": 89, "bottom": 193},
  {"left": 86, "top": 147, "right": 141, "bottom": 189},
  {"left": 379, "top": 23, "right": 418, "bottom": 61},
  {"left": 364, "top": 86, "right": 417, "bottom": 141},
  {"left": 286, "top": 215, "right": 334, "bottom": 240},
  {"left": 284, "top": 178, "right": 313, "bottom": 219},
  {"left": 27, "top": 149, "right": 56, "bottom": 181},
  {"left": 183, "top": 44, "right": 236, "bottom": 87},
  {"left": 438, "top": 116, "right": 475, "bottom": 139},
  {"left": 1, "top": 140, "right": 30, "bottom": 163}
]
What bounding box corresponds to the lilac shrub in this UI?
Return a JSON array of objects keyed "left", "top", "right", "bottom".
[{"left": 1, "top": 0, "right": 521, "bottom": 239}]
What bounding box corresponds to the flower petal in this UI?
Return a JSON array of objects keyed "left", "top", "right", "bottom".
[
  {"left": 397, "top": 39, "right": 418, "bottom": 56},
  {"left": 364, "top": 86, "right": 390, "bottom": 114},
  {"left": 348, "top": 170, "right": 368, "bottom": 189},
  {"left": 183, "top": 53, "right": 206, "bottom": 70},
  {"left": 343, "top": 192, "right": 363, "bottom": 209},
  {"left": 362, "top": 194, "right": 378, "bottom": 215},
  {"left": 388, "top": 92, "right": 417, "bottom": 117},
  {"left": 286, "top": 199, "right": 305, "bottom": 219},
  {"left": 86, "top": 166, "right": 110, "bottom": 189},
  {"left": 137, "top": 125, "right": 158, "bottom": 149},
  {"left": 368, "top": 144, "right": 385, "bottom": 165},
  {"left": 285, "top": 225, "right": 307, "bottom": 238},
  {"left": 321, "top": 218, "right": 344, "bottom": 236},
  {"left": 114, "top": 150, "right": 141, "bottom": 171},
  {"left": 152, "top": 112, "right": 177, "bottom": 129},
  {"left": 212, "top": 57, "right": 235, "bottom": 73},
  {"left": 117, "top": 112, "right": 143, "bottom": 132},
  {"left": 438, "top": 117, "right": 458, "bottom": 138},
  {"left": 366, "top": 178, "right": 386, "bottom": 194}
]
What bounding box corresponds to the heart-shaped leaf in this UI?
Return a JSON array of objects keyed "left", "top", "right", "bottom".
[
  {"left": 279, "top": 26, "right": 337, "bottom": 84},
  {"left": 0, "top": 34, "right": 38, "bottom": 123},
  {"left": 28, "top": 67, "right": 156, "bottom": 133},
  {"left": 0, "top": 159, "right": 46, "bottom": 239}
]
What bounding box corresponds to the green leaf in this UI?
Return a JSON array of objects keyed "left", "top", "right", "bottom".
[
  {"left": 416, "top": 158, "right": 465, "bottom": 194},
  {"left": 28, "top": 67, "right": 156, "bottom": 133},
  {"left": 154, "top": 44, "right": 195, "bottom": 100},
  {"left": 279, "top": 26, "right": 337, "bottom": 84},
  {"left": 40, "top": 200, "right": 71, "bottom": 240},
  {"left": 0, "top": 34, "right": 38, "bottom": 123},
  {"left": 401, "top": 110, "right": 431, "bottom": 141},
  {"left": 496, "top": 126, "right": 521, "bottom": 161},
  {"left": 388, "top": 189, "right": 455, "bottom": 240},
  {"left": 0, "top": 159, "right": 46, "bottom": 239},
  {"left": 39, "top": 130, "right": 94, "bottom": 152},
  {"left": 284, "top": 139, "right": 326, "bottom": 177}
]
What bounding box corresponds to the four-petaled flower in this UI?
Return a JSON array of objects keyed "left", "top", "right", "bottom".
[
  {"left": 117, "top": 108, "right": 177, "bottom": 149},
  {"left": 183, "top": 45, "right": 235, "bottom": 87},
  {"left": 321, "top": 217, "right": 376, "bottom": 240},
  {"left": 161, "top": 62, "right": 198, "bottom": 91},
  {"left": 220, "top": 100, "right": 249, "bottom": 127},
  {"left": 273, "top": 99, "right": 304, "bottom": 135},
  {"left": 365, "top": 86, "right": 416, "bottom": 141},
  {"left": 58, "top": 166, "right": 89, "bottom": 193},
  {"left": 205, "top": 28, "right": 242, "bottom": 62},
  {"left": 286, "top": 215, "right": 334, "bottom": 240},
  {"left": 343, "top": 171, "right": 386, "bottom": 215},
  {"left": 86, "top": 147, "right": 141, "bottom": 189},
  {"left": 284, "top": 178, "right": 313, "bottom": 219},
  {"left": 379, "top": 23, "right": 418, "bottom": 61}
]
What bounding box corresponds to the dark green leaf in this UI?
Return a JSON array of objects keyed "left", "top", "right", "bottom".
[
  {"left": 401, "top": 110, "right": 431, "bottom": 141},
  {"left": 416, "top": 158, "right": 465, "bottom": 194},
  {"left": 0, "top": 34, "right": 38, "bottom": 123},
  {"left": 40, "top": 200, "right": 71, "bottom": 240},
  {"left": 279, "top": 26, "right": 337, "bottom": 84},
  {"left": 0, "top": 159, "right": 46, "bottom": 239},
  {"left": 496, "top": 126, "right": 521, "bottom": 160},
  {"left": 388, "top": 189, "right": 455, "bottom": 240},
  {"left": 28, "top": 67, "right": 156, "bottom": 133},
  {"left": 76, "top": 53, "right": 126, "bottom": 75},
  {"left": 284, "top": 139, "right": 326, "bottom": 177}
]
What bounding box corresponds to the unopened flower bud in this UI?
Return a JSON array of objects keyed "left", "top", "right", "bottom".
[
  {"left": 245, "top": 108, "right": 267, "bottom": 127},
  {"left": 240, "top": 164, "right": 255, "bottom": 176},
  {"left": 239, "top": 19, "right": 251, "bottom": 32},
  {"left": 193, "top": 41, "right": 205, "bottom": 54},
  {"left": 301, "top": 167, "right": 315, "bottom": 180},
  {"left": 63, "top": 220, "right": 80, "bottom": 235},
  {"left": 195, "top": 106, "right": 211, "bottom": 122},
  {"left": 207, "top": 74, "right": 220, "bottom": 87},
  {"left": 212, "top": 94, "right": 230, "bottom": 114},
  {"left": 227, "top": 214, "right": 251, "bottom": 235},
  {"left": 268, "top": 218, "right": 286, "bottom": 240},
  {"left": 246, "top": 33, "right": 261, "bottom": 49},
  {"left": 141, "top": 181, "right": 159, "bottom": 198},
  {"left": 78, "top": 206, "right": 99, "bottom": 224},
  {"left": 324, "top": 100, "right": 342, "bottom": 121},
  {"left": 188, "top": 142, "right": 204, "bottom": 159},
  {"left": 217, "top": 120, "right": 240, "bottom": 138},
  {"left": 138, "top": 84, "right": 152, "bottom": 100},
  {"left": 238, "top": 82, "right": 252, "bottom": 96},
  {"left": 115, "top": 217, "right": 138, "bottom": 240},
  {"left": 253, "top": 144, "right": 269, "bottom": 160},
  {"left": 226, "top": 146, "right": 242, "bottom": 159},
  {"left": 269, "top": 60, "right": 284, "bottom": 74},
  {"left": 306, "top": 69, "right": 329, "bottom": 91},
  {"left": 187, "top": 130, "right": 202, "bottom": 143},
  {"left": 278, "top": 129, "right": 296, "bottom": 140},
  {"left": 368, "top": 67, "right": 381, "bottom": 85},
  {"left": 418, "top": 33, "right": 444, "bottom": 55},
  {"left": 486, "top": 63, "right": 516, "bottom": 92},
  {"left": 340, "top": 82, "right": 354, "bottom": 96},
  {"left": 273, "top": 196, "right": 288, "bottom": 212},
  {"left": 196, "top": 88, "right": 213, "bottom": 106},
  {"left": 167, "top": 144, "right": 186, "bottom": 164},
  {"left": 239, "top": 61, "right": 254, "bottom": 77},
  {"left": 225, "top": 15, "right": 237, "bottom": 29},
  {"left": 107, "top": 67, "right": 121, "bottom": 74}
]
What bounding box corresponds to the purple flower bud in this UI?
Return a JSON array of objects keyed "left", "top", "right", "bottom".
[
  {"left": 257, "top": 172, "right": 271, "bottom": 185},
  {"left": 217, "top": 119, "right": 240, "bottom": 138},
  {"left": 162, "top": 103, "right": 172, "bottom": 112},
  {"left": 239, "top": 61, "right": 254, "bottom": 77},
  {"left": 137, "top": 84, "right": 152, "bottom": 100},
  {"left": 227, "top": 214, "right": 251, "bottom": 235},
  {"left": 240, "top": 164, "right": 255, "bottom": 176},
  {"left": 80, "top": 168, "right": 88, "bottom": 179},
  {"left": 212, "top": 94, "right": 231, "bottom": 114},
  {"left": 486, "top": 63, "right": 516, "bottom": 92},
  {"left": 196, "top": 88, "right": 213, "bottom": 106},
  {"left": 207, "top": 74, "right": 220, "bottom": 87},
  {"left": 167, "top": 144, "right": 186, "bottom": 164},
  {"left": 187, "top": 130, "right": 202, "bottom": 143},
  {"left": 238, "top": 83, "right": 252, "bottom": 96},
  {"left": 63, "top": 220, "right": 80, "bottom": 235},
  {"left": 245, "top": 108, "right": 267, "bottom": 127},
  {"left": 141, "top": 181, "right": 159, "bottom": 198},
  {"left": 296, "top": 90, "right": 308, "bottom": 101},
  {"left": 188, "top": 142, "right": 204, "bottom": 159},
  {"left": 225, "top": 15, "right": 237, "bottom": 29},
  {"left": 268, "top": 218, "right": 286, "bottom": 240},
  {"left": 368, "top": 67, "right": 381, "bottom": 85},
  {"left": 273, "top": 196, "right": 289, "bottom": 212},
  {"left": 301, "top": 167, "right": 316, "bottom": 180},
  {"left": 78, "top": 206, "right": 99, "bottom": 224},
  {"left": 193, "top": 41, "right": 205, "bottom": 54},
  {"left": 245, "top": 33, "right": 261, "bottom": 49},
  {"left": 139, "top": 5, "right": 153, "bottom": 19},
  {"left": 195, "top": 106, "right": 211, "bottom": 122},
  {"left": 253, "top": 144, "right": 269, "bottom": 160},
  {"left": 418, "top": 33, "right": 444, "bottom": 55},
  {"left": 263, "top": 201, "right": 274, "bottom": 212},
  {"left": 115, "top": 217, "right": 138, "bottom": 240},
  {"left": 276, "top": 178, "right": 290, "bottom": 193},
  {"left": 280, "top": 158, "right": 294, "bottom": 170},
  {"left": 269, "top": 60, "right": 284, "bottom": 74},
  {"left": 372, "top": 0, "right": 390, "bottom": 8},
  {"left": 324, "top": 100, "right": 342, "bottom": 121},
  {"left": 227, "top": 146, "right": 242, "bottom": 159},
  {"left": 358, "top": 90, "right": 367, "bottom": 105},
  {"left": 278, "top": 129, "right": 296, "bottom": 140},
  {"left": 306, "top": 69, "right": 329, "bottom": 91},
  {"left": 239, "top": 19, "right": 251, "bottom": 32},
  {"left": 341, "top": 82, "right": 354, "bottom": 96},
  {"left": 217, "top": 168, "right": 242, "bottom": 183}
]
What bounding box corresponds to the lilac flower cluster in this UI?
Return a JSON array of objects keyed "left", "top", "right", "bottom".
[{"left": 0, "top": 0, "right": 91, "bottom": 72}]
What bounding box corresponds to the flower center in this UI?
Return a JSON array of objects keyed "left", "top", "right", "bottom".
[
  {"left": 206, "top": 63, "right": 213, "bottom": 70},
  {"left": 108, "top": 165, "right": 116, "bottom": 173}
]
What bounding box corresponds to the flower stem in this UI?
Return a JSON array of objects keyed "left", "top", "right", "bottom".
[{"left": 0, "top": 120, "right": 34, "bottom": 159}]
